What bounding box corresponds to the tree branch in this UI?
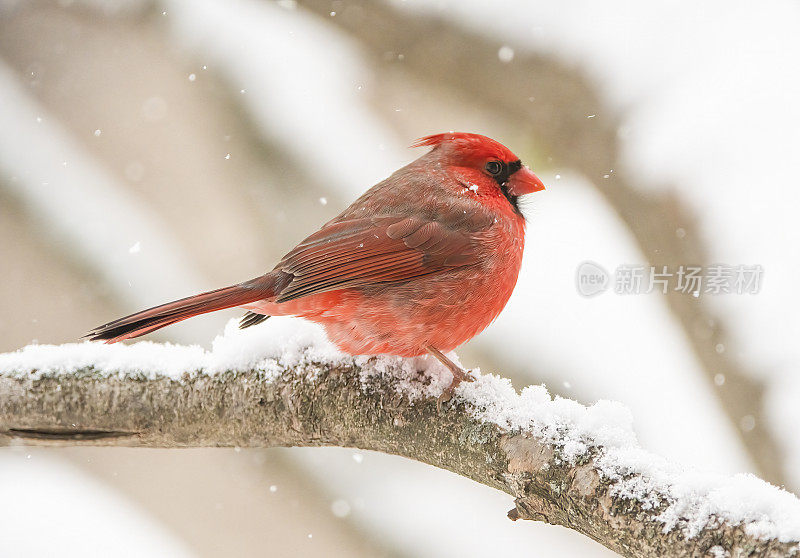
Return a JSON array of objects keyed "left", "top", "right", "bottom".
[{"left": 1, "top": 341, "right": 797, "bottom": 557}]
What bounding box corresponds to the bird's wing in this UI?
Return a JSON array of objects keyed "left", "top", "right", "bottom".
[{"left": 272, "top": 215, "right": 486, "bottom": 303}]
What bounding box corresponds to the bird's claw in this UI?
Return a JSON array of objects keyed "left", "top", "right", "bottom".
[
  {"left": 426, "top": 345, "right": 475, "bottom": 412},
  {"left": 436, "top": 370, "right": 475, "bottom": 412},
  {"left": 437, "top": 390, "right": 452, "bottom": 412}
]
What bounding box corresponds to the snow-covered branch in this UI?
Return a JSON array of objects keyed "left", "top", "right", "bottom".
[{"left": 0, "top": 320, "right": 798, "bottom": 557}]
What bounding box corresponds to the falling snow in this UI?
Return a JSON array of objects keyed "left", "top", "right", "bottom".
[{"left": 497, "top": 45, "right": 515, "bottom": 63}]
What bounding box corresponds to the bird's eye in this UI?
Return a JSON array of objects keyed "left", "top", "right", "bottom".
[{"left": 485, "top": 160, "right": 504, "bottom": 176}]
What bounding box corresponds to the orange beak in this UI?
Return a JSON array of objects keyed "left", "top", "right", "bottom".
[{"left": 507, "top": 165, "right": 545, "bottom": 196}]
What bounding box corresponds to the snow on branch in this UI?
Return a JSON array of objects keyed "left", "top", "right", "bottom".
[{"left": 1, "top": 319, "right": 798, "bottom": 557}]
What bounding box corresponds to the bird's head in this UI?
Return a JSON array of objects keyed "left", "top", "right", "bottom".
[{"left": 412, "top": 132, "right": 545, "bottom": 214}]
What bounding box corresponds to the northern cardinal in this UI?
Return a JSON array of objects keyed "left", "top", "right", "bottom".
[{"left": 87, "top": 133, "right": 545, "bottom": 398}]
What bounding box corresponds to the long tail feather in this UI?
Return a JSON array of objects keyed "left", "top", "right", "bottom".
[{"left": 86, "top": 277, "right": 276, "bottom": 343}]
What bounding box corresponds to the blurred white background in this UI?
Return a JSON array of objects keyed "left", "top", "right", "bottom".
[{"left": 1, "top": 0, "right": 799, "bottom": 556}]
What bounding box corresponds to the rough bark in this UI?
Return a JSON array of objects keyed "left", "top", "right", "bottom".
[{"left": 1, "top": 358, "right": 795, "bottom": 558}]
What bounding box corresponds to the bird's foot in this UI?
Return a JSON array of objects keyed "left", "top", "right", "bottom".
[
  {"left": 437, "top": 367, "right": 475, "bottom": 410},
  {"left": 426, "top": 345, "right": 475, "bottom": 411}
]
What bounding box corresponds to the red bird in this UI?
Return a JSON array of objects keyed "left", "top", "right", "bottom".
[{"left": 87, "top": 133, "right": 545, "bottom": 398}]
